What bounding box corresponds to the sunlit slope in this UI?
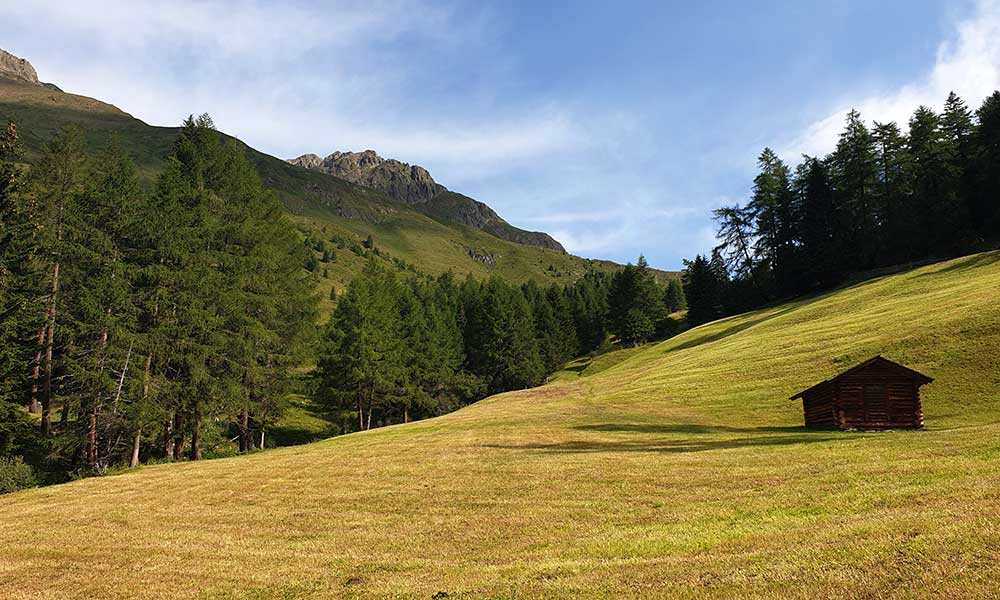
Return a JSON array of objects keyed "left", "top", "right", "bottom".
[
  {"left": 2, "top": 252, "right": 1000, "bottom": 600},
  {"left": 0, "top": 77, "right": 639, "bottom": 294}
]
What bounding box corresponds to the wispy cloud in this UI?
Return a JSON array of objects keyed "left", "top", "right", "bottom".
[
  {"left": 5, "top": 1, "right": 576, "bottom": 168},
  {"left": 779, "top": 0, "right": 1000, "bottom": 160}
]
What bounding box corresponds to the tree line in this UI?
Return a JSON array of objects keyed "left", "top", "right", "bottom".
[
  {"left": 315, "top": 255, "right": 685, "bottom": 432},
  {"left": 683, "top": 91, "right": 1000, "bottom": 324},
  {"left": 0, "top": 116, "right": 317, "bottom": 482},
  {"left": 1, "top": 113, "right": 690, "bottom": 484}
]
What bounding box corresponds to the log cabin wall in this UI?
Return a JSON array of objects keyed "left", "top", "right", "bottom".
[
  {"left": 793, "top": 356, "right": 931, "bottom": 430},
  {"left": 802, "top": 382, "right": 836, "bottom": 427}
]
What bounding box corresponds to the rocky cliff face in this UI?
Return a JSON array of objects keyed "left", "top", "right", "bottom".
[
  {"left": 288, "top": 150, "right": 565, "bottom": 252},
  {"left": 289, "top": 150, "right": 446, "bottom": 205},
  {"left": 0, "top": 49, "right": 40, "bottom": 85}
]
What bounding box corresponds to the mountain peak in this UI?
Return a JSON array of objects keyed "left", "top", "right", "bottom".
[
  {"left": 0, "top": 49, "right": 40, "bottom": 85},
  {"left": 289, "top": 149, "right": 445, "bottom": 205},
  {"left": 288, "top": 148, "right": 565, "bottom": 253}
]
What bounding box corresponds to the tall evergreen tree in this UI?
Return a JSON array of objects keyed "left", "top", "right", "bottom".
[
  {"left": 973, "top": 91, "right": 1000, "bottom": 235},
  {"left": 30, "top": 127, "right": 89, "bottom": 435},
  {"left": 682, "top": 254, "right": 723, "bottom": 327},
  {"left": 793, "top": 157, "right": 839, "bottom": 288},
  {"left": 829, "top": 110, "right": 879, "bottom": 269},
  {"left": 871, "top": 122, "right": 913, "bottom": 262},
  {"left": 463, "top": 278, "right": 543, "bottom": 394},
  {"left": 0, "top": 122, "right": 39, "bottom": 452},
  {"left": 664, "top": 278, "right": 687, "bottom": 313},
  {"left": 909, "top": 105, "right": 964, "bottom": 254}
]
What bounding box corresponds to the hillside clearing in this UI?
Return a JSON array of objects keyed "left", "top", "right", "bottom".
[{"left": 2, "top": 252, "right": 1000, "bottom": 599}]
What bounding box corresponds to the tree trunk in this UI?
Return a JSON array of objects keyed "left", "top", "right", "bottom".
[
  {"left": 86, "top": 326, "right": 110, "bottom": 469},
  {"left": 110, "top": 341, "right": 131, "bottom": 414},
  {"left": 366, "top": 388, "right": 374, "bottom": 431},
  {"left": 129, "top": 427, "right": 142, "bottom": 468},
  {"left": 163, "top": 412, "right": 174, "bottom": 460},
  {"left": 172, "top": 413, "right": 184, "bottom": 459},
  {"left": 27, "top": 326, "right": 44, "bottom": 413},
  {"left": 259, "top": 429, "right": 265, "bottom": 450},
  {"left": 86, "top": 411, "right": 97, "bottom": 468},
  {"left": 40, "top": 261, "right": 59, "bottom": 435},
  {"left": 190, "top": 404, "right": 202, "bottom": 461},
  {"left": 357, "top": 387, "right": 364, "bottom": 431},
  {"left": 247, "top": 413, "right": 256, "bottom": 451},
  {"left": 404, "top": 404, "right": 409, "bottom": 424},
  {"left": 239, "top": 407, "right": 250, "bottom": 453}
]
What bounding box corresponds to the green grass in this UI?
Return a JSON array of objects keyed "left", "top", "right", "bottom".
[
  {"left": 547, "top": 343, "right": 657, "bottom": 383},
  {"left": 3, "top": 251, "right": 999, "bottom": 599}
]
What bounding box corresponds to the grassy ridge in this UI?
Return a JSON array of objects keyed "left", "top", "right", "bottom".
[
  {"left": 0, "top": 78, "right": 652, "bottom": 295},
  {"left": 2, "top": 251, "right": 999, "bottom": 599}
]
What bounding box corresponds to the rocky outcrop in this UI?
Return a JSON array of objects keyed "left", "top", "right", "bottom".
[
  {"left": 422, "top": 192, "right": 565, "bottom": 253},
  {"left": 289, "top": 150, "right": 445, "bottom": 205},
  {"left": 0, "top": 49, "right": 40, "bottom": 85},
  {"left": 288, "top": 149, "right": 566, "bottom": 253}
]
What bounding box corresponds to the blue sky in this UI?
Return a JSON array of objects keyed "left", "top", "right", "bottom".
[{"left": 6, "top": 0, "right": 1000, "bottom": 269}]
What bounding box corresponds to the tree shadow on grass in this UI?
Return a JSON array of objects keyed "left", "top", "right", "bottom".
[
  {"left": 575, "top": 423, "right": 806, "bottom": 435},
  {"left": 667, "top": 303, "right": 803, "bottom": 353},
  {"left": 484, "top": 422, "right": 843, "bottom": 454},
  {"left": 914, "top": 251, "right": 1000, "bottom": 278}
]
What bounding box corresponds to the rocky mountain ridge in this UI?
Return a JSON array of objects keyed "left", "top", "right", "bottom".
[
  {"left": 0, "top": 49, "right": 40, "bottom": 85},
  {"left": 289, "top": 150, "right": 445, "bottom": 205},
  {"left": 289, "top": 149, "right": 565, "bottom": 252}
]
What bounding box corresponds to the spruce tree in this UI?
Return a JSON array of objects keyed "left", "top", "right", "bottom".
[
  {"left": 0, "top": 122, "right": 40, "bottom": 450},
  {"left": 794, "top": 157, "right": 838, "bottom": 289},
  {"left": 974, "top": 92, "right": 1000, "bottom": 235},
  {"left": 30, "top": 127, "right": 89, "bottom": 434},
  {"left": 664, "top": 279, "right": 686, "bottom": 313},
  {"left": 748, "top": 148, "right": 797, "bottom": 296},
  {"left": 872, "top": 122, "right": 913, "bottom": 262},
  {"left": 909, "top": 105, "right": 964, "bottom": 254},
  {"left": 830, "top": 110, "right": 879, "bottom": 269}
]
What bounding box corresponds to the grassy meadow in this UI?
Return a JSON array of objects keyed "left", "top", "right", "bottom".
[{"left": 2, "top": 251, "right": 1000, "bottom": 599}]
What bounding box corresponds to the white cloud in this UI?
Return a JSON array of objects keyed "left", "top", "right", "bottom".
[
  {"left": 4, "top": 1, "right": 574, "bottom": 169},
  {"left": 779, "top": 0, "right": 1000, "bottom": 159},
  {"left": 6, "top": 1, "right": 447, "bottom": 56}
]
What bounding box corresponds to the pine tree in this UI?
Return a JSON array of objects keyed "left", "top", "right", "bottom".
[
  {"left": 606, "top": 256, "right": 666, "bottom": 344},
  {"left": 664, "top": 279, "right": 686, "bottom": 313},
  {"left": 974, "top": 92, "right": 1000, "bottom": 235},
  {"left": 30, "top": 127, "right": 89, "bottom": 434},
  {"left": 942, "top": 92, "right": 977, "bottom": 236},
  {"left": 62, "top": 142, "right": 142, "bottom": 468},
  {"left": 793, "top": 157, "right": 838, "bottom": 288},
  {"left": 0, "top": 122, "right": 40, "bottom": 450},
  {"left": 747, "top": 148, "right": 797, "bottom": 296},
  {"left": 712, "top": 204, "right": 755, "bottom": 281},
  {"left": 318, "top": 264, "right": 403, "bottom": 431},
  {"left": 909, "top": 105, "right": 964, "bottom": 254},
  {"left": 871, "top": 122, "right": 913, "bottom": 262},
  {"left": 829, "top": 110, "right": 880, "bottom": 269},
  {"left": 463, "top": 278, "right": 542, "bottom": 394},
  {"left": 682, "top": 255, "right": 723, "bottom": 327}
]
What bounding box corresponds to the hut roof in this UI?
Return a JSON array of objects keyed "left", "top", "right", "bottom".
[{"left": 789, "top": 355, "right": 933, "bottom": 400}]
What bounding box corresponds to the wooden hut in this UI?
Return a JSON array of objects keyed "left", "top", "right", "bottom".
[{"left": 790, "top": 356, "right": 933, "bottom": 430}]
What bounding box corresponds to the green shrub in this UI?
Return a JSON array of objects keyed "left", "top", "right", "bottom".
[{"left": 0, "top": 456, "right": 37, "bottom": 494}]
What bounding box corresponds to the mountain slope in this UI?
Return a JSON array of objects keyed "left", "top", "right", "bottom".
[
  {"left": 3, "top": 251, "right": 999, "bottom": 599},
  {"left": 0, "top": 71, "right": 623, "bottom": 301},
  {"left": 289, "top": 149, "right": 565, "bottom": 252}
]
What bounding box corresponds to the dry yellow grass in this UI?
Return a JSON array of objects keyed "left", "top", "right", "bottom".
[{"left": 2, "top": 252, "right": 1000, "bottom": 599}]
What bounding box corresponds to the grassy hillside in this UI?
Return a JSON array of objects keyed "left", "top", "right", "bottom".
[
  {"left": 3, "top": 251, "right": 999, "bottom": 599},
  {"left": 0, "top": 78, "right": 653, "bottom": 296}
]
